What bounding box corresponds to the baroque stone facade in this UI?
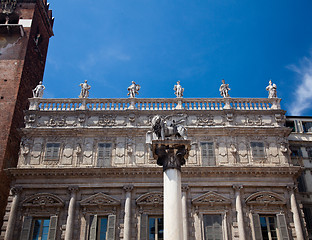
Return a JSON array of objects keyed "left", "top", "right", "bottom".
[{"left": 0, "top": 97, "right": 308, "bottom": 240}]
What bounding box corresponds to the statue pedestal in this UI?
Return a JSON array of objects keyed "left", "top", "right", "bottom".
[{"left": 152, "top": 139, "right": 190, "bottom": 240}]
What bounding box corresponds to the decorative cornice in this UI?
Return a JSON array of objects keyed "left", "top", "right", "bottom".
[{"left": 6, "top": 166, "right": 302, "bottom": 179}]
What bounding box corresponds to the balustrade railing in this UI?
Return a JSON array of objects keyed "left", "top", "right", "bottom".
[{"left": 28, "top": 97, "right": 281, "bottom": 111}]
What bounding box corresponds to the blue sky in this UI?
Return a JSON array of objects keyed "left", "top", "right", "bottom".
[{"left": 43, "top": 0, "right": 312, "bottom": 116}]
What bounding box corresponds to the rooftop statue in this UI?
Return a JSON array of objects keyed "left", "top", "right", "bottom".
[
  {"left": 32, "top": 81, "right": 45, "bottom": 98},
  {"left": 127, "top": 81, "right": 140, "bottom": 98},
  {"left": 266, "top": 80, "right": 277, "bottom": 98},
  {"left": 219, "top": 79, "right": 230, "bottom": 98},
  {"left": 174, "top": 81, "right": 184, "bottom": 98},
  {"left": 79, "top": 80, "right": 91, "bottom": 98},
  {"left": 151, "top": 115, "right": 187, "bottom": 141}
]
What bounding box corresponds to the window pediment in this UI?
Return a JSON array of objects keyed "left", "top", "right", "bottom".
[
  {"left": 246, "top": 191, "right": 286, "bottom": 205},
  {"left": 22, "top": 193, "right": 64, "bottom": 208},
  {"left": 192, "top": 192, "right": 231, "bottom": 206},
  {"left": 80, "top": 192, "right": 120, "bottom": 207},
  {"left": 136, "top": 192, "right": 163, "bottom": 206}
]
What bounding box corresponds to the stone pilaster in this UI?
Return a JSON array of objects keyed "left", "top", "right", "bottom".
[
  {"left": 65, "top": 186, "right": 79, "bottom": 240},
  {"left": 4, "top": 187, "right": 22, "bottom": 240},
  {"left": 123, "top": 185, "right": 133, "bottom": 240},
  {"left": 233, "top": 185, "right": 246, "bottom": 240},
  {"left": 287, "top": 185, "right": 304, "bottom": 240}
]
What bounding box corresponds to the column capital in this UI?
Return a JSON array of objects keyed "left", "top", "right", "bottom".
[
  {"left": 232, "top": 184, "right": 243, "bottom": 191},
  {"left": 11, "top": 186, "right": 22, "bottom": 196},
  {"left": 286, "top": 184, "right": 297, "bottom": 192},
  {"left": 68, "top": 186, "right": 79, "bottom": 193},
  {"left": 152, "top": 140, "right": 191, "bottom": 172},
  {"left": 182, "top": 184, "right": 189, "bottom": 192},
  {"left": 123, "top": 185, "right": 134, "bottom": 192}
]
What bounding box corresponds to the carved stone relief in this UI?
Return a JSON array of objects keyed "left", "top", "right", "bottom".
[
  {"left": 196, "top": 114, "right": 214, "bottom": 126},
  {"left": 188, "top": 142, "right": 198, "bottom": 165},
  {"left": 269, "top": 142, "right": 279, "bottom": 164},
  {"left": 82, "top": 138, "right": 94, "bottom": 165},
  {"left": 238, "top": 142, "right": 248, "bottom": 163},
  {"left": 218, "top": 142, "right": 228, "bottom": 164},
  {"left": 62, "top": 142, "right": 73, "bottom": 165},
  {"left": 135, "top": 142, "right": 145, "bottom": 164},
  {"left": 31, "top": 139, "right": 43, "bottom": 165},
  {"left": 97, "top": 115, "right": 116, "bottom": 126},
  {"left": 245, "top": 115, "right": 263, "bottom": 126},
  {"left": 115, "top": 138, "right": 125, "bottom": 164}
]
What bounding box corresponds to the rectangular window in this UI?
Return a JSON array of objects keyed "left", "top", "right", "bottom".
[
  {"left": 303, "top": 122, "right": 312, "bottom": 133},
  {"left": 201, "top": 142, "right": 215, "bottom": 166},
  {"left": 89, "top": 215, "right": 116, "bottom": 240},
  {"left": 203, "top": 214, "right": 223, "bottom": 240},
  {"left": 149, "top": 216, "right": 163, "bottom": 240},
  {"left": 31, "top": 218, "right": 50, "bottom": 240},
  {"left": 259, "top": 216, "right": 278, "bottom": 240},
  {"left": 97, "top": 143, "right": 112, "bottom": 167},
  {"left": 45, "top": 143, "right": 60, "bottom": 160},
  {"left": 250, "top": 142, "right": 265, "bottom": 159}
]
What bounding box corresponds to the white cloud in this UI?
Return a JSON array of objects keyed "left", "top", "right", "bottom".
[
  {"left": 287, "top": 52, "right": 312, "bottom": 116},
  {"left": 79, "top": 45, "right": 131, "bottom": 72}
]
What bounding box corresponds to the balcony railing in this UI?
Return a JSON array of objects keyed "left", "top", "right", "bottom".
[{"left": 28, "top": 97, "right": 281, "bottom": 111}]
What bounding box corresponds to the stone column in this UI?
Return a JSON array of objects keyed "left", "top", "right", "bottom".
[
  {"left": 65, "top": 186, "right": 79, "bottom": 240},
  {"left": 181, "top": 185, "right": 189, "bottom": 240},
  {"left": 288, "top": 185, "right": 304, "bottom": 240},
  {"left": 123, "top": 185, "right": 133, "bottom": 240},
  {"left": 152, "top": 140, "right": 190, "bottom": 240},
  {"left": 233, "top": 185, "right": 246, "bottom": 240},
  {"left": 5, "top": 187, "right": 22, "bottom": 240}
]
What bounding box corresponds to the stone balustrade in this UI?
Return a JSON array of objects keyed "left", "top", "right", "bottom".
[{"left": 28, "top": 97, "right": 281, "bottom": 111}]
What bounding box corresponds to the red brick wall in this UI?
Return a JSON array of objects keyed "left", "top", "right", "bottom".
[{"left": 0, "top": 1, "right": 53, "bottom": 227}]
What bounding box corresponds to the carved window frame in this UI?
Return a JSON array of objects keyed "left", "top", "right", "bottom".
[
  {"left": 245, "top": 191, "right": 290, "bottom": 240},
  {"left": 136, "top": 192, "right": 164, "bottom": 240},
  {"left": 79, "top": 192, "right": 120, "bottom": 240},
  {"left": 192, "top": 192, "right": 231, "bottom": 240},
  {"left": 20, "top": 193, "right": 64, "bottom": 240}
]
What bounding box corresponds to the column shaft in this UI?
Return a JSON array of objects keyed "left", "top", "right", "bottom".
[
  {"left": 5, "top": 188, "right": 21, "bottom": 240},
  {"left": 235, "top": 187, "right": 246, "bottom": 240},
  {"left": 290, "top": 189, "right": 304, "bottom": 240},
  {"left": 181, "top": 189, "right": 188, "bottom": 240},
  {"left": 65, "top": 188, "right": 77, "bottom": 240},
  {"left": 164, "top": 169, "right": 182, "bottom": 240},
  {"left": 123, "top": 186, "right": 132, "bottom": 240}
]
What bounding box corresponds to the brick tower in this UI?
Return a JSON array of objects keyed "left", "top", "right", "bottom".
[{"left": 0, "top": 0, "right": 53, "bottom": 226}]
